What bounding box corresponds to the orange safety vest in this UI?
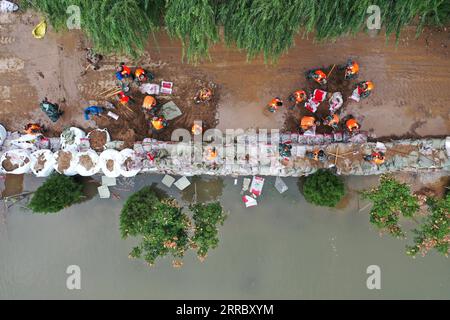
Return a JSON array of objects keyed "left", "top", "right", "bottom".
[
  {"left": 192, "top": 124, "right": 202, "bottom": 135},
  {"left": 121, "top": 65, "right": 131, "bottom": 76},
  {"left": 314, "top": 70, "right": 327, "bottom": 83},
  {"left": 346, "top": 118, "right": 359, "bottom": 132},
  {"left": 293, "top": 90, "right": 307, "bottom": 103},
  {"left": 152, "top": 119, "right": 164, "bottom": 130},
  {"left": 328, "top": 114, "right": 339, "bottom": 126},
  {"left": 347, "top": 61, "right": 359, "bottom": 75},
  {"left": 25, "top": 124, "right": 41, "bottom": 135},
  {"left": 143, "top": 96, "right": 156, "bottom": 110},
  {"left": 372, "top": 152, "right": 385, "bottom": 165},
  {"left": 207, "top": 148, "right": 218, "bottom": 161},
  {"left": 301, "top": 116, "right": 316, "bottom": 130},
  {"left": 269, "top": 98, "right": 282, "bottom": 109},
  {"left": 135, "top": 68, "right": 146, "bottom": 79}
]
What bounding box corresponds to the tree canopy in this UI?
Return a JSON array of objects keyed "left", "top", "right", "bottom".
[
  {"left": 362, "top": 175, "right": 419, "bottom": 238},
  {"left": 301, "top": 169, "right": 346, "bottom": 208},
  {"left": 28, "top": 174, "right": 83, "bottom": 214},
  {"left": 120, "top": 187, "right": 226, "bottom": 266}
]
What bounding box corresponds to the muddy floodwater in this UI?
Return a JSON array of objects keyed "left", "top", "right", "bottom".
[{"left": 0, "top": 175, "right": 449, "bottom": 299}]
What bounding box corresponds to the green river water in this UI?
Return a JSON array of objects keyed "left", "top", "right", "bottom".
[{"left": 0, "top": 175, "right": 449, "bottom": 299}]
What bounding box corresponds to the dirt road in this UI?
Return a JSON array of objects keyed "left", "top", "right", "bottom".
[{"left": 0, "top": 12, "right": 449, "bottom": 141}]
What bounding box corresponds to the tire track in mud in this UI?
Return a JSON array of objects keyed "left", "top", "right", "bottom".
[{"left": 0, "top": 57, "right": 24, "bottom": 73}]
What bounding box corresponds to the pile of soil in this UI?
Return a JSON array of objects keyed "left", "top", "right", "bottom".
[
  {"left": 57, "top": 151, "right": 72, "bottom": 172},
  {"left": 2, "top": 156, "right": 20, "bottom": 172},
  {"left": 106, "top": 159, "right": 114, "bottom": 172},
  {"left": 89, "top": 130, "right": 107, "bottom": 152},
  {"left": 283, "top": 64, "right": 355, "bottom": 133},
  {"left": 123, "top": 157, "right": 134, "bottom": 171},
  {"left": 79, "top": 155, "right": 94, "bottom": 171},
  {"left": 34, "top": 154, "right": 47, "bottom": 172}
]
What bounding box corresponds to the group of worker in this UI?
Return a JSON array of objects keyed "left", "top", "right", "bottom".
[{"left": 274, "top": 59, "right": 383, "bottom": 166}]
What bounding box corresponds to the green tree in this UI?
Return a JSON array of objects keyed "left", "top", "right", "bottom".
[
  {"left": 406, "top": 194, "right": 450, "bottom": 257},
  {"left": 120, "top": 187, "right": 190, "bottom": 266},
  {"left": 28, "top": 174, "right": 83, "bottom": 214},
  {"left": 301, "top": 169, "right": 346, "bottom": 208},
  {"left": 190, "top": 202, "right": 227, "bottom": 259},
  {"left": 362, "top": 175, "right": 420, "bottom": 238}
]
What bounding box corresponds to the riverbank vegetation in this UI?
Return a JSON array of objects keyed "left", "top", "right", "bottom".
[
  {"left": 21, "top": 0, "right": 450, "bottom": 62},
  {"left": 363, "top": 175, "right": 449, "bottom": 257},
  {"left": 28, "top": 174, "right": 83, "bottom": 214},
  {"left": 301, "top": 169, "right": 345, "bottom": 208},
  {"left": 120, "top": 186, "right": 227, "bottom": 266}
]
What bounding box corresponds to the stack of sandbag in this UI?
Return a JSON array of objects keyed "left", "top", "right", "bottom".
[
  {"left": 119, "top": 149, "right": 142, "bottom": 177},
  {"left": 54, "top": 150, "right": 78, "bottom": 176},
  {"left": 1, "top": 149, "right": 31, "bottom": 174},
  {"left": 99, "top": 149, "right": 122, "bottom": 178},
  {"left": 76, "top": 149, "right": 100, "bottom": 176},
  {"left": 61, "top": 127, "right": 86, "bottom": 152},
  {"left": 30, "top": 150, "right": 56, "bottom": 177}
]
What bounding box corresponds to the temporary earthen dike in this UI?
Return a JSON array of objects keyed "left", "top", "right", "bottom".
[{"left": 1, "top": 128, "right": 449, "bottom": 178}]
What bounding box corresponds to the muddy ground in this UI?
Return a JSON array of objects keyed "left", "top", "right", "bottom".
[{"left": 0, "top": 11, "right": 449, "bottom": 142}]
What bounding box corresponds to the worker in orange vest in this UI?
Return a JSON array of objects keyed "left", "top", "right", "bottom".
[
  {"left": 289, "top": 90, "right": 307, "bottom": 109},
  {"left": 194, "top": 88, "right": 213, "bottom": 104},
  {"left": 356, "top": 81, "right": 374, "bottom": 99},
  {"left": 307, "top": 69, "right": 328, "bottom": 85},
  {"left": 117, "top": 91, "right": 131, "bottom": 106},
  {"left": 192, "top": 123, "right": 203, "bottom": 136},
  {"left": 206, "top": 147, "right": 218, "bottom": 161},
  {"left": 344, "top": 59, "right": 359, "bottom": 80},
  {"left": 116, "top": 62, "right": 132, "bottom": 81},
  {"left": 364, "top": 151, "right": 385, "bottom": 165},
  {"left": 346, "top": 117, "right": 361, "bottom": 133},
  {"left": 323, "top": 114, "right": 340, "bottom": 130},
  {"left": 268, "top": 97, "right": 283, "bottom": 113},
  {"left": 142, "top": 96, "right": 157, "bottom": 113},
  {"left": 300, "top": 116, "right": 319, "bottom": 132},
  {"left": 151, "top": 116, "right": 168, "bottom": 131},
  {"left": 24, "top": 123, "right": 43, "bottom": 135}
]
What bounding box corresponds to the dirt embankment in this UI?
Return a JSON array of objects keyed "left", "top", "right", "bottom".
[{"left": 0, "top": 11, "right": 448, "bottom": 144}]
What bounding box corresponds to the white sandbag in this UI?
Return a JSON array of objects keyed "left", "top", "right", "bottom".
[
  {"left": 9, "top": 134, "right": 43, "bottom": 152},
  {"left": 61, "top": 127, "right": 86, "bottom": 151},
  {"left": 349, "top": 88, "right": 361, "bottom": 102},
  {"left": 0, "top": 0, "right": 19, "bottom": 13},
  {"left": 76, "top": 149, "right": 100, "bottom": 176},
  {"left": 329, "top": 92, "right": 343, "bottom": 114},
  {"left": 0, "top": 124, "right": 6, "bottom": 146},
  {"left": 99, "top": 149, "right": 122, "bottom": 178},
  {"left": 87, "top": 129, "right": 111, "bottom": 152},
  {"left": 54, "top": 150, "right": 78, "bottom": 176},
  {"left": 30, "top": 150, "right": 56, "bottom": 177},
  {"left": 119, "top": 149, "right": 142, "bottom": 177},
  {"left": 1, "top": 149, "right": 31, "bottom": 174}
]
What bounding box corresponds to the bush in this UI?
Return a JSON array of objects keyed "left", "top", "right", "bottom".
[
  {"left": 28, "top": 174, "right": 83, "bottom": 214},
  {"left": 302, "top": 169, "right": 345, "bottom": 207},
  {"left": 362, "top": 175, "right": 420, "bottom": 238}
]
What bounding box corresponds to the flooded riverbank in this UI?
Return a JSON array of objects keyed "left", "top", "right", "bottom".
[{"left": 0, "top": 174, "right": 449, "bottom": 299}]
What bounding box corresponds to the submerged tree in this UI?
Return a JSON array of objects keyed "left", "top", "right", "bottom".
[
  {"left": 406, "top": 194, "right": 450, "bottom": 257},
  {"left": 190, "top": 202, "right": 227, "bottom": 259},
  {"left": 28, "top": 174, "right": 83, "bottom": 214},
  {"left": 120, "top": 187, "right": 190, "bottom": 266},
  {"left": 301, "top": 169, "right": 346, "bottom": 208},
  {"left": 120, "top": 186, "right": 226, "bottom": 266},
  {"left": 362, "top": 175, "right": 419, "bottom": 238}
]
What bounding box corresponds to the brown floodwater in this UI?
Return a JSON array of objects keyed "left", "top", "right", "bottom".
[{"left": 0, "top": 174, "right": 449, "bottom": 299}]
